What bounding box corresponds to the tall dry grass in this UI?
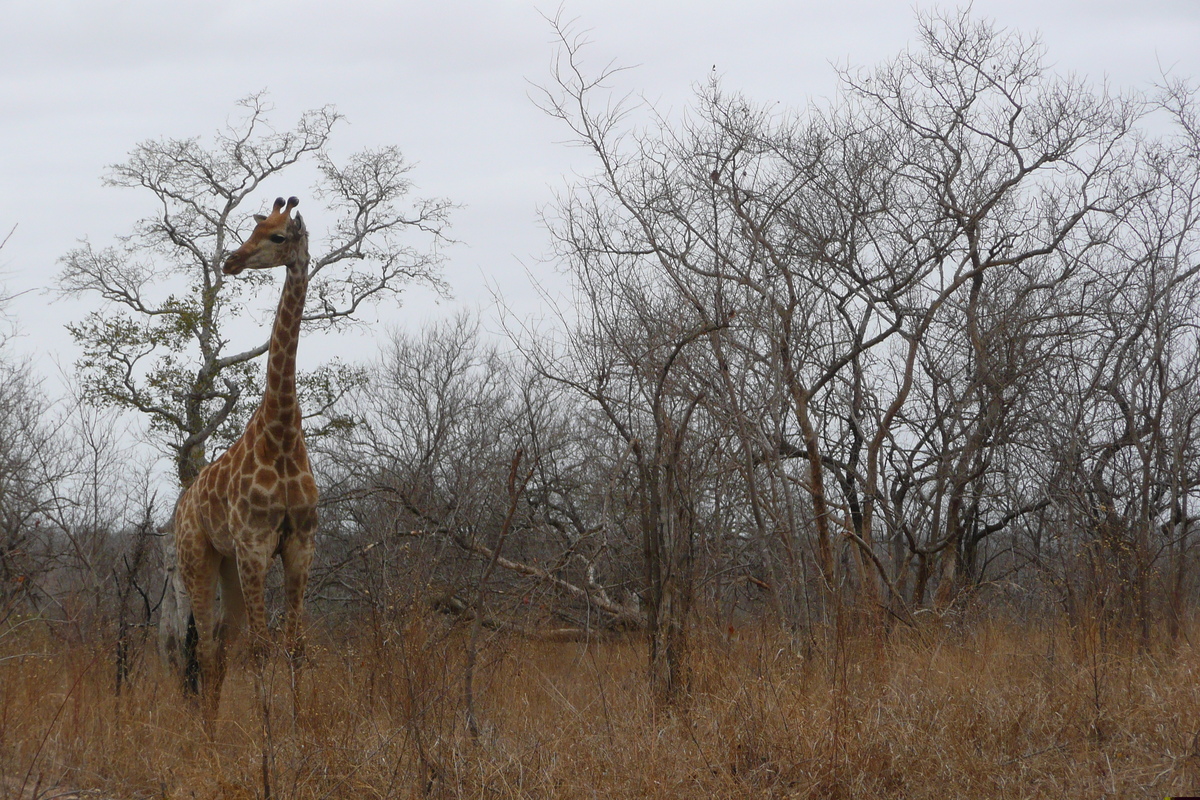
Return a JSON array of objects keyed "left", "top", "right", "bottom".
[{"left": 2, "top": 612, "right": 1200, "bottom": 798}]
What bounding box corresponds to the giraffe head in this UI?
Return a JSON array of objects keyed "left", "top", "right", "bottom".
[{"left": 223, "top": 196, "right": 307, "bottom": 275}]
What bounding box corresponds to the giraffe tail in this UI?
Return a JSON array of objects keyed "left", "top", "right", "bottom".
[{"left": 183, "top": 612, "right": 201, "bottom": 695}]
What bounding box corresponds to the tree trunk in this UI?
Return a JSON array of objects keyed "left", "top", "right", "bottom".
[
  {"left": 639, "top": 426, "right": 696, "bottom": 710},
  {"left": 156, "top": 521, "right": 195, "bottom": 687}
]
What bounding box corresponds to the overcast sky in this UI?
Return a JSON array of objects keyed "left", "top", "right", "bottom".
[{"left": 3, "top": 0, "right": 1200, "bottom": 388}]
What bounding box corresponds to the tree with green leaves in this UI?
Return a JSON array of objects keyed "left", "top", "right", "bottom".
[{"left": 58, "top": 93, "right": 453, "bottom": 487}]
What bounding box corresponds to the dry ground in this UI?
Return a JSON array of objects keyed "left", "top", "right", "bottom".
[{"left": 2, "top": 614, "right": 1200, "bottom": 799}]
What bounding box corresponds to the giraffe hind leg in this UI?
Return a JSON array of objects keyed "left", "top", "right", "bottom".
[
  {"left": 218, "top": 556, "right": 247, "bottom": 658},
  {"left": 181, "top": 548, "right": 223, "bottom": 724}
]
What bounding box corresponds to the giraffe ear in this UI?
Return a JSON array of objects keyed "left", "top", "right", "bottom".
[{"left": 253, "top": 214, "right": 267, "bottom": 223}]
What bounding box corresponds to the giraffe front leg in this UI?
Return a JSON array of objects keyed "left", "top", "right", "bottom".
[
  {"left": 280, "top": 523, "right": 315, "bottom": 664},
  {"left": 235, "top": 544, "right": 272, "bottom": 669}
]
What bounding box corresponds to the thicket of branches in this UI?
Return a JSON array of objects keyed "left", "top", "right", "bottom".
[
  {"left": 7, "top": 9, "right": 1200, "bottom": 710},
  {"left": 323, "top": 10, "right": 1200, "bottom": 703}
]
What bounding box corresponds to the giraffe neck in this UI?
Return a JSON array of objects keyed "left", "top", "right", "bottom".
[{"left": 261, "top": 257, "right": 309, "bottom": 430}]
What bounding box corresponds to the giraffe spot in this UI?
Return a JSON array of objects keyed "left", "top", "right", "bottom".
[
  {"left": 245, "top": 507, "right": 270, "bottom": 531},
  {"left": 248, "top": 485, "right": 271, "bottom": 509},
  {"left": 291, "top": 502, "right": 318, "bottom": 529},
  {"left": 256, "top": 468, "right": 279, "bottom": 489}
]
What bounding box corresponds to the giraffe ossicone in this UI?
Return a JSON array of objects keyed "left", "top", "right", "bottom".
[{"left": 172, "top": 195, "right": 318, "bottom": 720}]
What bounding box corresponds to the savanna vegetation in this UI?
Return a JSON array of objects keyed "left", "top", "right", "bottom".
[{"left": 4, "top": 8, "right": 1200, "bottom": 798}]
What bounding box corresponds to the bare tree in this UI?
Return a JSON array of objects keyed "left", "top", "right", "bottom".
[
  {"left": 0, "top": 228, "right": 76, "bottom": 619},
  {"left": 58, "top": 92, "right": 453, "bottom": 488},
  {"left": 317, "top": 313, "right": 638, "bottom": 636},
  {"left": 533, "top": 6, "right": 1147, "bottom": 663},
  {"left": 0, "top": 357, "right": 66, "bottom": 615}
]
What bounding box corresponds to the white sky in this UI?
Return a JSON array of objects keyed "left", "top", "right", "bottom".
[{"left": 2, "top": 0, "right": 1199, "bottom": 391}]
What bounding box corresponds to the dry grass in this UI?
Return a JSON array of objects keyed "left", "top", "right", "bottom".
[{"left": 3, "top": 613, "right": 1200, "bottom": 799}]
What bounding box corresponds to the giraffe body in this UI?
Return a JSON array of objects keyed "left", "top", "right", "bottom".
[{"left": 172, "top": 196, "right": 317, "bottom": 718}]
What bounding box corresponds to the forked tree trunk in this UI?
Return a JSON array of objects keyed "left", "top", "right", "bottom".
[{"left": 638, "top": 412, "right": 698, "bottom": 710}]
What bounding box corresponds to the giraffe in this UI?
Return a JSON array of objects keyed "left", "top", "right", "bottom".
[{"left": 172, "top": 196, "right": 318, "bottom": 719}]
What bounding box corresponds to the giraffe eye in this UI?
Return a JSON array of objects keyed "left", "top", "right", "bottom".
[{"left": 269, "top": 234, "right": 286, "bottom": 243}]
